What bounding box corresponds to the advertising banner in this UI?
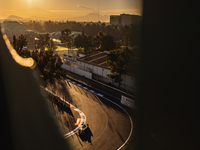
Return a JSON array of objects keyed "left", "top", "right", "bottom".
[{"left": 121, "top": 95, "right": 135, "bottom": 109}]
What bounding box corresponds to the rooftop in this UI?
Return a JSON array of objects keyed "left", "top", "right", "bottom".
[
  {"left": 1, "top": 22, "right": 39, "bottom": 33},
  {"left": 77, "top": 51, "right": 110, "bottom": 69}
]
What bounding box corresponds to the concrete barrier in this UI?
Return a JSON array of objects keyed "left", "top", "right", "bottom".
[{"left": 61, "top": 64, "right": 92, "bottom": 79}]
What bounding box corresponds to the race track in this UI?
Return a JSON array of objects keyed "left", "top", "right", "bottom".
[{"left": 47, "top": 79, "right": 135, "bottom": 150}]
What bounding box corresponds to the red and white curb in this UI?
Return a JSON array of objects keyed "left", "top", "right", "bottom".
[{"left": 44, "top": 88, "right": 86, "bottom": 138}]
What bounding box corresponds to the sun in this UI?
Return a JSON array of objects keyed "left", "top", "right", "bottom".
[{"left": 27, "top": 0, "right": 32, "bottom": 7}]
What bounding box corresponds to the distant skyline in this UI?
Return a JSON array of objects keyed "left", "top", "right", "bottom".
[{"left": 0, "top": 0, "right": 142, "bottom": 21}]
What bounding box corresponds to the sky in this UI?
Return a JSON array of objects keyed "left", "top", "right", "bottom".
[{"left": 0, "top": 0, "right": 142, "bottom": 20}]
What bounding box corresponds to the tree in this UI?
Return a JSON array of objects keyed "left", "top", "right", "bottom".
[
  {"left": 35, "top": 33, "right": 57, "bottom": 52},
  {"left": 34, "top": 34, "right": 63, "bottom": 85},
  {"left": 23, "top": 20, "right": 141, "bottom": 47},
  {"left": 33, "top": 21, "right": 44, "bottom": 32},
  {"left": 88, "top": 35, "right": 95, "bottom": 52},
  {"left": 74, "top": 31, "right": 93, "bottom": 54},
  {"left": 13, "top": 35, "right": 28, "bottom": 55},
  {"left": 34, "top": 49, "right": 65, "bottom": 85},
  {"left": 115, "top": 40, "right": 121, "bottom": 49},
  {"left": 13, "top": 35, "right": 17, "bottom": 50},
  {"left": 46, "top": 39, "right": 57, "bottom": 51},
  {"left": 65, "top": 40, "right": 72, "bottom": 53},
  {"left": 15, "top": 34, "right": 65, "bottom": 86},
  {"left": 94, "top": 31, "right": 116, "bottom": 51},
  {"left": 35, "top": 34, "right": 50, "bottom": 51},
  {"left": 60, "top": 28, "right": 71, "bottom": 43},
  {"left": 106, "top": 47, "right": 135, "bottom": 88}
]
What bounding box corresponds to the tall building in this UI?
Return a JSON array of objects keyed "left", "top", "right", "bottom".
[
  {"left": 120, "top": 14, "right": 133, "bottom": 26},
  {"left": 110, "top": 15, "right": 120, "bottom": 25},
  {"left": 110, "top": 14, "right": 142, "bottom": 26}
]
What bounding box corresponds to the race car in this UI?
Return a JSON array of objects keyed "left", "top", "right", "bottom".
[
  {"left": 51, "top": 96, "right": 60, "bottom": 102},
  {"left": 79, "top": 123, "right": 88, "bottom": 135}
]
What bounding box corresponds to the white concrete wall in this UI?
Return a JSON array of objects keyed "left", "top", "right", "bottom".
[
  {"left": 94, "top": 66, "right": 98, "bottom": 74},
  {"left": 75, "top": 68, "right": 92, "bottom": 79},
  {"left": 121, "top": 74, "right": 135, "bottom": 88},
  {"left": 97, "top": 66, "right": 102, "bottom": 76},
  {"left": 88, "top": 64, "right": 93, "bottom": 72},
  {"left": 76, "top": 60, "right": 136, "bottom": 91},
  {"left": 77, "top": 61, "right": 111, "bottom": 78},
  {"left": 62, "top": 64, "right": 92, "bottom": 79},
  {"left": 103, "top": 68, "right": 111, "bottom": 78},
  {"left": 77, "top": 61, "right": 85, "bottom": 70},
  {"left": 62, "top": 64, "right": 71, "bottom": 70}
]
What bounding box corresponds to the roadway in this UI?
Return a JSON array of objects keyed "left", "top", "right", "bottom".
[{"left": 46, "top": 78, "right": 136, "bottom": 150}]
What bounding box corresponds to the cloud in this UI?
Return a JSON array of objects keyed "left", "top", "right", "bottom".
[
  {"left": 100, "top": 9, "right": 142, "bottom": 15},
  {"left": 49, "top": 10, "right": 85, "bottom": 13},
  {"left": 77, "top": 4, "right": 96, "bottom": 11}
]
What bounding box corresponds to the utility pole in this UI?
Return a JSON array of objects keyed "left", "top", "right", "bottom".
[{"left": 98, "top": 2, "right": 99, "bottom": 22}]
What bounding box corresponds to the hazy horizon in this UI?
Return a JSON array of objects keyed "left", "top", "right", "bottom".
[{"left": 0, "top": 0, "right": 142, "bottom": 22}]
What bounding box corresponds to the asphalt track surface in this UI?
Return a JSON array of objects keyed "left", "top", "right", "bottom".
[
  {"left": 65, "top": 77, "right": 121, "bottom": 103},
  {"left": 46, "top": 78, "right": 136, "bottom": 150}
]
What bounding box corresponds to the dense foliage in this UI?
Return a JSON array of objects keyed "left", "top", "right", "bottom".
[
  {"left": 23, "top": 20, "right": 141, "bottom": 47},
  {"left": 13, "top": 34, "right": 65, "bottom": 86},
  {"left": 74, "top": 31, "right": 94, "bottom": 53},
  {"left": 60, "top": 28, "right": 71, "bottom": 43},
  {"left": 94, "top": 31, "right": 117, "bottom": 51},
  {"left": 13, "top": 35, "right": 28, "bottom": 55},
  {"left": 106, "top": 47, "right": 139, "bottom": 87}
]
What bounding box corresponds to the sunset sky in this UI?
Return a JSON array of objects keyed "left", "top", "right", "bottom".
[{"left": 0, "top": 0, "right": 142, "bottom": 20}]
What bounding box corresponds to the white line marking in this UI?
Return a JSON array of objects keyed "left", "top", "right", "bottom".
[
  {"left": 89, "top": 90, "right": 95, "bottom": 93},
  {"left": 83, "top": 87, "right": 88, "bottom": 90},
  {"left": 97, "top": 93, "right": 104, "bottom": 97},
  {"left": 103, "top": 97, "right": 133, "bottom": 150},
  {"left": 80, "top": 97, "right": 133, "bottom": 150}
]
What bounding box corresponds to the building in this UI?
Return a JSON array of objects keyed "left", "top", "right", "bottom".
[
  {"left": 62, "top": 51, "right": 136, "bottom": 93},
  {"left": 110, "top": 14, "right": 142, "bottom": 26},
  {"left": 110, "top": 15, "right": 120, "bottom": 25},
  {"left": 120, "top": 14, "right": 133, "bottom": 26}
]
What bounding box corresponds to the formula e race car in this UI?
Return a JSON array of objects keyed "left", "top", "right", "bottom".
[{"left": 79, "top": 123, "right": 88, "bottom": 135}]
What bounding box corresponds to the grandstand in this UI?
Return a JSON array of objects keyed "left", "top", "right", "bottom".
[
  {"left": 1, "top": 21, "right": 38, "bottom": 33},
  {"left": 1, "top": 21, "right": 39, "bottom": 49}
]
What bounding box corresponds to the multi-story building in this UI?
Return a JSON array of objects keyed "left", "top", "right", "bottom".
[
  {"left": 120, "top": 14, "right": 133, "bottom": 26},
  {"left": 110, "top": 13, "right": 142, "bottom": 26},
  {"left": 110, "top": 15, "right": 121, "bottom": 25}
]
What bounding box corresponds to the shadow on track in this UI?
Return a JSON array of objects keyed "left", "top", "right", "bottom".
[
  {"left": 46, "top": 93, "right": 77, "bottom": 132},
  {"left": 79, "top": 126, "right": 93, "bottom": 145}
]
